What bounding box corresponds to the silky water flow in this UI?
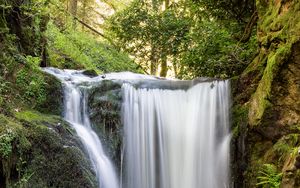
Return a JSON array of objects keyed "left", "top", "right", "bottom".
[
  {"left": 44, "top": 68, "right": 231, "bottom": 188},
  {"left": 122, "top": 81, "right": 231, "bottom": 188}
]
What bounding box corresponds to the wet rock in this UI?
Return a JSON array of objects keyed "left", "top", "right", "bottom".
[
  {"left": 87, "top": 80, "right": 123, "bottom": 170},
  {"left": 82, "top": 69, "right": 98, "bottom": 77}
]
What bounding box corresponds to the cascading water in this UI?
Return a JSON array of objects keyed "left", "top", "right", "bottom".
[
  {"left": 43, "top": 68, "right": 119, "bottom": 188},
  {"left": 122, "top": 81, "right": 231, "bottom": 188},
  {"left": 44, "top": 67, "right": 231, "bottom": 188}
]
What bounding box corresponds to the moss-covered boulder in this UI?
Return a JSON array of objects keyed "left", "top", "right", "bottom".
[
  {"left": 87, "top": 80, "right": 123, "bottom": 169},
  {"left": 0, "top": 111, "right": 97, "bottom": 188},
  {"left": 82, "top": 69, "right": 98, "bottom": 77},
  {"left": 35, "top": 72, "right": 63, "bottom": 116}
]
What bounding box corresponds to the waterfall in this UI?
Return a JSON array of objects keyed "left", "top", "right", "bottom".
[
  {"left": 43, "top": 67, "right": 231, "bottom": 188},
  {"left": 43, "top": 68, "right": 119, "bottom": 188},
  {"left": 122, "top": 81, "right": 231, "bottom": 188}
]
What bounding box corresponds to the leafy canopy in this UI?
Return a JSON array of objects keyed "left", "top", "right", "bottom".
[{"left": 106, "top": 0, "right": 258, "bottom": 78}]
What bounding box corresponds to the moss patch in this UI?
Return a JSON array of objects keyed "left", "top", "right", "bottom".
[{"left": 248, "top": 44, "right": 291, "bottom": 126}]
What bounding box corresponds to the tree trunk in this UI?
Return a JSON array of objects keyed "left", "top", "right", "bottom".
[
  {"left": 82, "top": 0, "right": 87, "bottom": 31},
  {"left": 159, "top": 0, "right": 170, "bottom": 77},
  {"left": 150, "top": 47, "right": 157, "bottom": 75},
  {"left": 165, "top": 0, "right": 170, "bottom": 9},
  {"left": 40, "top": 15, "right": 49, "bottom": 67},
  {"left": 173, "top": 62, "right": 178, "bottom": 78},
  {"left": 69, "top": 0, "right": 78, "bottom": 28},
  {"left": 160, "top": 56, "right": 168, "bottom": 77}
]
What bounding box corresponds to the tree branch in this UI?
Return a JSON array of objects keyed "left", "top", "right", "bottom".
[{"left": 239, "top": 10, "right": 258, "bottom": 43}]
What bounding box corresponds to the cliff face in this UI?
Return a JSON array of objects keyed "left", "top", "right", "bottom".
[{"left": 233, "top": 0, "right": 300, "bottom": 187}]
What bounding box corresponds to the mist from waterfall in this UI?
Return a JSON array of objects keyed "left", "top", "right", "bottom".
[{"left": 122, "top": 81, "right": 231, "bottom": 188}]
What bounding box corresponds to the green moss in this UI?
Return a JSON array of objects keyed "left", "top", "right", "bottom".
[
  {"left": 35, "top": 72, "right": 63, "bottom": 115},
  {"left": 248, "top": 2, "right": 300, "bottom": 127},
  {"left": 15, "top": 110, "right": 60, "bottom": 125},
  {"left": 243, "top": 51, "right": 267, "bottom": 75},
  {"left": 258, "top": 0, "right": 300, "bottom": 50},
  {"left": 0, "top": 114, "right": 31, "bottom": 186},
  {"left": 248, "top": 44, "right": 292, "bottom": 126},
  {"left": 256, "top": 0, "right": 268, "bottom": 17},
  {"left": 259, "top": 1, "right": 281, "bottom": 33}
]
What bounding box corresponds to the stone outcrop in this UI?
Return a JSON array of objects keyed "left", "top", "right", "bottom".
[{"left": 232, "top": 0, "right": 300, "bottom": 187}]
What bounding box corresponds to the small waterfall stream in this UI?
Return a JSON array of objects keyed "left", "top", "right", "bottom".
[
  {"left": 44, "top": 67, "right": 231, "bottom": 188},
  {"left": 43, "top": 68, "right": 119, "bottom": 188}
]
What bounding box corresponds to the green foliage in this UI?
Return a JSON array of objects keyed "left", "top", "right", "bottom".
[
  {"left": 178, "top": 20, "right": 257, "bottom": 79},
  {"left": 107, "top": 0, "right": 192, "bottom": 76},
  {"left": 0, "top": 128, "right": 15, "bottom": 158},
  {"left": 273, "top": 134, "right": 300, "bottom": 162},
  {"left": 16, "top": 56, "right": 47, "bottom": 107},
  {"left": 14, "top": 171, "right": 35, "bottom": 188},
  {"left": 192, "top": 0, "right": 255, "bottom": 24},
  {"left": 47, "top": 22, "right": 140, "bottom": 73},
  {"left": 0, "top": 0, "right": 51, "bottom": 114},
  {"left": 257, "top": 164, "right": 282, "bottom": 188},
  {"left": 0, "top": 76, "right": 10, "bottom": 107},
  {"left": 107, "top": 0, "right": 258, "bottom": 78},
  {"left": 15, "top": 110, "right": 61, "bottom": 125}
]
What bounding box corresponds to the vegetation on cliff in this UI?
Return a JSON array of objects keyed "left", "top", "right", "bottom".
[{"left": 233, "top": 0, "right": 300, "bottom": 187}]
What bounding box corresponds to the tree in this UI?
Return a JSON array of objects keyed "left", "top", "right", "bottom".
[
  {"left": 107, "top": 0, "right": 258, "bottom": 78},
  {"left": 107, "top": 0, "right": 191, "bottom": 76}
]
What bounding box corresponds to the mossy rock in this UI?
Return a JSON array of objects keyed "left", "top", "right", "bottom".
[
  {"left": 0, "top": 111, "right": 97, "bottom": 188},
  {"left": 82, "top": 69, "right": 98, "bottom": 77},
  {"left": 87, "top": 80, "right": 123, "bottom": 169},
  {"left": 35, "top": 72, "right": 63, "bottom": 116}
]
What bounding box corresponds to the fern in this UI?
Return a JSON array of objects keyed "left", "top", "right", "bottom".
[{"left": 257, "top": 164, "right": 282, "bottom": 188}]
